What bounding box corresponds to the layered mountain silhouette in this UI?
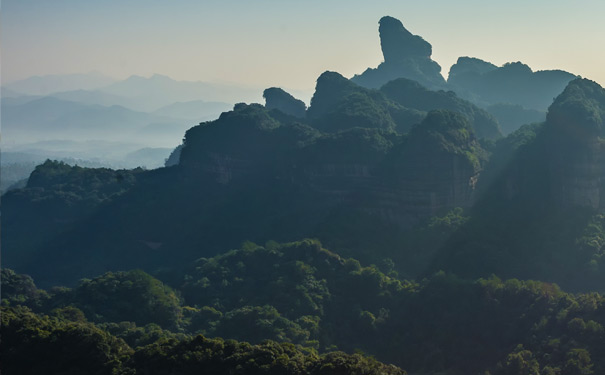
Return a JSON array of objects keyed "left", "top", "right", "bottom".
[
  {"left": 352, "top": 16, "right": 446, "bottom": 90},
  {"left": 350, "top": 16, "right": 578, "bottom": 135},
  {"left": 430, "top": 78, "right": 605, "bottom": 290},
  {"left": 3, "top": 69, "right": 496, "bottom": 287},
  {"left": 4, "top": 72, "right": 115, "bottom": 96},
  {"left": 5, "top": 16, "right": 605, "bottom": 375},
  {"left": 3, "top": 17, "right": 605, "bottom": 296},
  {"left": 1, "top": 96, "right": 189, "bottom": 146},
  {"left": 448, "top": 58, "right": 577, "bottom": 111}
]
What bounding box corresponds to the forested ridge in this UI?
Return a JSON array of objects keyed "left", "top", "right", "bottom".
[
  {"left": 3, "top": 15, "right": 605, "bottom": 375},
  {"left": 3, "top": 240, "right": 604, "bottom": 374}
]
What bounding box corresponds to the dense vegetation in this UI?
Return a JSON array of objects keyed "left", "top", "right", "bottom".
[
  {"left": 430, "top": 79, "right": 605, "bottom": 291},
  {"left": 3, "top": 81, "right": 492, "bottom": 287},
  {"left": 448, "top": 58, "right": 576, "bottom": 111},
  {"left": 1, "top": 304, "right": 404, "bottom": 375},
  {"left": 3, "top": 240, "right": 604, "bottom": 374},
  {"left": 4, "top": 15, "right": 605, "bottom": 374}
]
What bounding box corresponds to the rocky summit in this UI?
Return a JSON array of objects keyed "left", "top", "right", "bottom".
[
  {"left": 352, "top": 16, "right": 446, "bottom": 90},
  {"left": 263, "top": 87, "right": 307, "bottom": 118}
]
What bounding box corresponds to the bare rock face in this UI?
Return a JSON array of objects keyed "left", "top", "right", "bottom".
[
  {"left": 263, "top": 87, "right": 306, "bottom": 118},
  {"left": 379, "top": 16, "right": 431, "bottom": 62},
  {"left": 298, "top": 110, "right": 482, "bottom": 227},
  {"left": 352, "top": 16, "right": 446, "bottom": 90},
  {"left": 381, "top": 110, "right": 481, "bottom": 225}
]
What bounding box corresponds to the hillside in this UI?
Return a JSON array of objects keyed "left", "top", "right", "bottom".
[
  {"left": 3, "top": 241, "right": 604, "bottom": 374},
  {"left": 3, "top": 77, "right": 492, "bottom": 286},
  {"left": 3, "top": 14, "right": 605, "bottom": 375},
  {"left": 430, "top": 79, "right": 605, "bottom": 291}
]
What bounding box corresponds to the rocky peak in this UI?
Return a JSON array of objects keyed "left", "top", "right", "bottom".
[
  {"left": 352, "top": 16, "right": 446, "bottom": 90},
  {"left": 307, "top": 71, "right": 364, "bottom": 119},
  {"left": 263, "top": 87, "right": 306, "bottom": 118},
  {"left": 447, "top": 57, "right": 497, "bottom": 83},
  {"left": 379, "top": 16, "right": 432, "bottom": 62}
]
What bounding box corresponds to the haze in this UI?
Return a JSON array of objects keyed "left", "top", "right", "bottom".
[{"left": 3, "top": 0, "right": 605, "bottom": 91}]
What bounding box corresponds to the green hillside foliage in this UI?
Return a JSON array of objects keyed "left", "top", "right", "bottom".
[
  {"left": 4, "top": 28, "right": 605, "bottom": 374},
  {"left": 3, "top": 99, "right": 488, "bottom": 288},
  {"left": 1, "top": 304, "right": 405, "bottom": 375},
  {"left": 2, "top": 161, "right": 144, "bottom": 273},
  {"left": 431, "top": 79, "right": 605, "bottom": 291},
  {"left": 3, "top": 249, "right": 604, "bottom": 374},
  {"left": 381, "top": 78, "right": 502, "bottom": 139}
]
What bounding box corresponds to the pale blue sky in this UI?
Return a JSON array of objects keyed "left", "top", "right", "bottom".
[{"left": 2, "top": 0, "right": 604, "bottom": 90}]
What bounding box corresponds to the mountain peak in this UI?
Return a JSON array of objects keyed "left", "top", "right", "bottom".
[
  {"left": 351, "top": 16, "right": 445, "bottom": 90},
  {"left": 379, "top": 16, "right": 432, "bottom": 62}
]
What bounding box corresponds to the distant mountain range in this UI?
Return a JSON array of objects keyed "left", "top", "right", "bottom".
[
  {"left": 4, "top": 72, "right": 269, "bottom": 111},
  {"left": 1, "top": 96, "right": 188, "bottom": 146},
  {"left": 4, "top": 15, "right": 605, "bottom": 375},
  {"left": 0, "top": 73, "right": 304, "bottom": 151},
  {"left": 3, "top": 72, "right": 116, "bottom": 96}
]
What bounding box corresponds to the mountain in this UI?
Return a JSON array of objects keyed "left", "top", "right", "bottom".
[
  {"left": 380, "top": 78, "right": 502, "bottom": 139},
  {"left": 1, "top": 87, "right": 26, "bottom": 98},
  {"left": 430, "top": 78, "right": 605, "bottom": 291},
  {"left": 152, "top": 100, "right": 232, "bottom": 121},
  {"left": 485, "top": 103, "right": 546, "bottom": 135},
  {"left": 98, "top": 74, "right": 261, "bottom": 111},
  {"left": 351, "top": 16, "right": 446, "bottom": 90},
  {"left": 3, "top": 72, "right": 115, "bottom": 96},
  {"left": 307, "top": 71, "right": 500, "bottom": 139},
  {"left": 3, "top": 243, "right": 605, "bottom": 374},
  {"left": 263, "top": 87, "right": 307, "bottom": 118},
  {"left": 2, "top": 76, "right": 490, "bottom": 286},
  {"left": 1, "top": 96, "right": 187, "bottom": 146},
  {"left": 5, "top": 77, "right": 604, "bottom": 292},
  {"left": 49, "top": 89, "right": 139, "bottom": 109},
  {"left": 345, "top": 16, "right": 575, "bottom": 135},
  {"left": 4, "top": 15, "right": 605, "bottom": 375},
  {"left": 50, "top": 88, "right": 232, "bottom": 120},
  {"left": 448, "top": 57, "right": 577, "bottom": 111}
]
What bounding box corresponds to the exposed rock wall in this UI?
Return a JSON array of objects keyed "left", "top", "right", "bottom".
[{"left": 352, "top": 16, "right": 446, "bottom": 90}]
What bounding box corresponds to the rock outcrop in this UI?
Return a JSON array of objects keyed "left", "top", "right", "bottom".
[
  {"left": 263, "top": 87, "right": 306, "bottom": 118},
  {"left": 370, "top": 110, "right": 482, "bottom": 226},
  {"left": 351, "top": 16, "right": 446, "bottom": 90}
]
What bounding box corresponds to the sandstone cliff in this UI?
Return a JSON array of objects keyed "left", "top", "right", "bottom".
[{"left": 351, "top": 16, "right": 446, "bottom": 90}]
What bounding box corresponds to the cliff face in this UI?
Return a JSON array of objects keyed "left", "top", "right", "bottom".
[
  {"left": 382, "top": 110, "right": 480, "bottom": 225},
  {"left": 475, "top": 79, "right": 605, "bottom": 212},
  {"left": 4, "top": 84, "right": 487, "bottom": 287},
  {"left": 351, "top": 16, "right": 446, "bottom": 90},
  {"left": 179, "top": 104, "right": 482, "bottom": 228},
  {"left": 428, "top": 80, "right": 605, "bottom": 289},
  {"left": 545, "top": 79, "right": 605, "bottom": 210}
]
